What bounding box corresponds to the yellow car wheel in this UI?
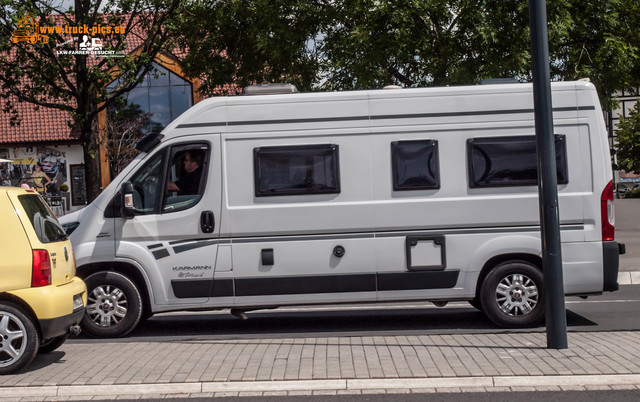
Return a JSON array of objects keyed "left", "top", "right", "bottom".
[
  {"left": 38, "top": 334, "right": 69, "bottom": 354},
  {"left": 0, "top": 303, "right": 39, "bottom": 375}
]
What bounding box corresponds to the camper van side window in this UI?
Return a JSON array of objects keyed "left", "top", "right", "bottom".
[
  {"left": 467, "top": 135, "right": 568, "bottom": 188},
  {"left": 254, "top": 144, "right": 340, "bottom": 197},
  {"left": 164, "top": 145, "right": 209, "bottom": 212},
  {"left": 391, "top": 140, "right": 440, "bottom": 191}
]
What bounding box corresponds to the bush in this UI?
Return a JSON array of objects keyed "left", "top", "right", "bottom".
[
  {"left": 624, "top": 187, "right": 640, "bottom": 198},
  {"left": 59, "top": 184, "right": 69, "bottom": 192}
]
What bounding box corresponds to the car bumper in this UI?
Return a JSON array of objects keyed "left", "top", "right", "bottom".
[
  {"left": 8, "top": 276, "right": 86, "bottom": 319},
  {"left": 39, "top": 307, "right": 85, "bottom": 339}
]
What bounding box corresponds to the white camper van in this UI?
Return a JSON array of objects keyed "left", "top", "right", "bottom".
[{"left": 60, "top": 81, "right": 623, "bottom": 337}]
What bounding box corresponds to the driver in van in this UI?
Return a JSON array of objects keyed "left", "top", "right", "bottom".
[{"left": 168, "top": 150, "right": 203, "bottom": 195}]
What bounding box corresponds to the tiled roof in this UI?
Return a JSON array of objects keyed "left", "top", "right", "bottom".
[
  {"left": 1, "top": 13, "right": 189, "bottom": 145},
  {"left": 0, "top": 96, "right": 79, "bottom": 144}
]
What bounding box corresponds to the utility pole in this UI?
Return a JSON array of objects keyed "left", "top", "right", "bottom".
[{"left": 529, "top": 0, "right": 568, "bottom": 349}]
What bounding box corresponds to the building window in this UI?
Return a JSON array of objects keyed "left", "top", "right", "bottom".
[
  {"left": 107, "top": 62, "right": 193, "bottom": 133},
  {"left": 254, "top": 144, "right": 340, "bottom": 197},
  {"left": 391, "top": 140, "right": 440, "bottom": 191},
  {"left": 467, "top": 135, "right": 568, "bottom": 188}
]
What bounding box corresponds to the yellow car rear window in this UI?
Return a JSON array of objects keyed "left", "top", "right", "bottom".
[{"left": 17, "top": 195, "right": 67, "bottom": 244}]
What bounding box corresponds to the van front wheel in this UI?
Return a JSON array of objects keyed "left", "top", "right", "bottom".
[
  {"left": 480, "top": 261, "right": 545, "bottom": 328},
  {"left": 82, "top": 272, "right": 142, "bottom": 338}
]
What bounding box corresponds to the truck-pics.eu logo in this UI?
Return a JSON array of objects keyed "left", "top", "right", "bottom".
[
  {"left": 10, "top": 15, "right": 48, "bottom": 44},
  {"left": 10, "top": 13, "right": 125, "bottom": 58}
]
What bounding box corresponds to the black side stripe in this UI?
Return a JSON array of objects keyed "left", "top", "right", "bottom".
[
  {"left": 173, "top": 240, "right": 218, "bottom": 254},
  {"left": 171, "top": 271, "right": 460, "bottom": 299},
  {"left": 152, "top": 249, "right": 170, "bottom": 260}
]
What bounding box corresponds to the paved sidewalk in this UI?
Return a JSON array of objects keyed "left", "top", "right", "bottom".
[{"left": 2, "top": 331, "right": 640, "bottom": 399}]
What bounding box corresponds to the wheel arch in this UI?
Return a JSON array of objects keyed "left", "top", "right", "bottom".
[
  {"left": 474, "top": 253, "right": 543, "bottom": 300},
  {"left": 76, "top": 261, "right": 153, "bottom": 317},
  {"left": 0, "top": 293, "right": 41, "bottom": 338}
]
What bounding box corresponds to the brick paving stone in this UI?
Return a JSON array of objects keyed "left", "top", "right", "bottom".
[
  {"left": 237, "top": 391, "right": 264, "bottom": 397},
  {"left": 337, "top": 390, "right": 362, "bottom": 395},
  {"left": 115, "top": 394, "right": 142, "bottom": 400},
  {"left": 228, "top": 342, "right": 259, "bottom": 381},
  {"left": 351, "top": 344, "right": 369, "bottom": 379},
  {"left": 436, "top": 387, "right": 462, "bottom": 393},
  {"left": 386, "top": 388, "right": 411, "bottom": 394},
  {"left": 361, "top": 389, "right": 387, "bottom": 394},
  {"left": 312, "top": 390, "right": 337, "bottom": 395},
  {"left": 426, "top": 345, "right": 455, "bottom": 377},
  {"left": 363, "top": 343, "right": 384, "bottom": 378},
  {"left": 460, "top": 387, "right": 490, "bottom": 393},
  {"left": 584, "top": 385, "right": 612, "bottom": 391},
  {"left": 213, "top": 392, "right": 239, "bottom": 398},
  {"left": 411, "top": 388, "right": 437, "bottom": 393},
  {"left": 559, "top": 385, "right": 586, "bottom": 391},
  {"left": 186, "top": 393, "right": 214, "bottom": 398},
  {"left": 138, "top": 394, "right": 170, "bottom": 400},
  {"left": 610, "top": 385, "right": 638, "bottom": 390},
  {"left": 262, "top": 391, "right": 289, "bottom": 396},
  {"left": 485, "top": 387, "right": 511, "bottom": 393},
  {"left": 312, "top": 343, "right": 327, "bottom": 379},
  {"left": 532, "top": 386, "right": 562, "bottom": 392},
  {"left": 284, "top": 344, "right": 303, "bottom": 380},
  {"left": 287, "top": 390, "right": 313, "bottom": 396}
]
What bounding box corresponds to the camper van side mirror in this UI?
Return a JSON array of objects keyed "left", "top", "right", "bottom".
[{"left": 121, "top": 181, "right": 136, "bottom": 217}]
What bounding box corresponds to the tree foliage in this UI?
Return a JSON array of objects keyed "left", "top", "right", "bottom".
[
  {"left": 0, "top": 0, "right": 181, "bottom": 200},
  {"left": 616, "top": 101, "right": 640, "bottom": 173},
  {"left": 176, "top": 0, "right": 639, "bottom": 108},
  {"left": 175, "top": 0, "right": 323, "bottom": 95},
  {"left": 317, "top": 0, "right": 640, "bottom": 104}
]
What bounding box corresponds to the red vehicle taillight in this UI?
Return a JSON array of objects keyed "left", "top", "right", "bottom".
[
  {"left": 601, "top": 181, "right": 615, "bottom": 241},
  {"left": 32, "top": 249, "right": 52, "bottom": 287}
]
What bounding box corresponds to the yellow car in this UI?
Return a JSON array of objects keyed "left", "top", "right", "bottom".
[{"left": 0, "top": 187, "right": 86, "bottom": 374}]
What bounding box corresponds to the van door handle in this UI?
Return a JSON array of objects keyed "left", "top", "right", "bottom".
[{"left": 201, "top": 211, "right": 215, "bottom": 233}]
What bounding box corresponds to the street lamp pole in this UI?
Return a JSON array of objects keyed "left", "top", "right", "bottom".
[{"left": 529, "top": 0, "right": 568, "bottom": 349}]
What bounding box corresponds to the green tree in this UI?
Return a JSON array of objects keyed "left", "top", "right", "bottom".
[
  {"left": 317, "top": 0, "right": 640, "bottom": 103},
  {"left": 175, "top": 0, "right": 640, "bottom": 108},
  {"left": 174, "top": 0, "right": 323, "bottom": 95},
  {"left": 0, "top": 0, "right": 181, "bottom": 201},
  {"left": 616, "top": 101, "right": 640, "bottom": 173}
]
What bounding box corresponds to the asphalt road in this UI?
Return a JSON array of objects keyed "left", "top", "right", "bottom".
[
  {"left": 69, "top": 285, "right": 640, "bottom": 344},
  {"left": 122, "top": 390, "right": 640, "bottom": 402}
]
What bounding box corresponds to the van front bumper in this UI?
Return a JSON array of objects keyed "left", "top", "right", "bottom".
[{"left": 603, "top": 241, "right": 624, "bottom": 292}]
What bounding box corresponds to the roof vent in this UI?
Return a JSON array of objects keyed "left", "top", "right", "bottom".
[
  {"left": 242, "top": 83, "right": 299, "bottom": 96},
  {"left": 478, "top": 78, "right": 519, "bottom": 85},
  {"left": 383, "top": 85, "right": 403, "bottom": 89}
]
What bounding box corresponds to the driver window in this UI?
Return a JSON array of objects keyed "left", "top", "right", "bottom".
[
  {"left": 129, "top": 152, "right": 164, "bottom": 214},
  {"left": 164, "top": 145, "right": 208, "bottom": 212}
]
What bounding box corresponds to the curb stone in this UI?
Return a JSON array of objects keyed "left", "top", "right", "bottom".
[{"left": 2, "top": 375, "right": 640, "bottom": 399}]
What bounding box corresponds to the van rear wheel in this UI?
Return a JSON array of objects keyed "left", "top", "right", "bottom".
[
  {"left": 480, "top": 261, "right": 544, "bottom": 328},
  {"left": 0, "top": 303, "right": 39, "bottom": 375},
  {"left": 82, "top": 272, "right": 142, "bottom": 338}
]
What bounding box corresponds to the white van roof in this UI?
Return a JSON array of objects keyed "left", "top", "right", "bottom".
[{"left": 163, "top": 81, "right": 598, "bottom": 137}]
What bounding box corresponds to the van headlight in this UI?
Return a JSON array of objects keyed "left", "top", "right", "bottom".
[{"left": 62, "top": 221, "right": 80, "bottom": 235}]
